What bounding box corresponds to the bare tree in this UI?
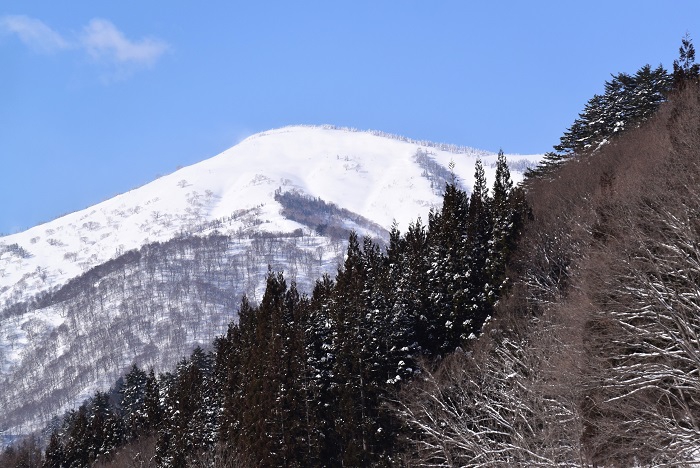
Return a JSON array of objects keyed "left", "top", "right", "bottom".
[{"left": 397, "top": 304, "right": 588, "bottom": 467}]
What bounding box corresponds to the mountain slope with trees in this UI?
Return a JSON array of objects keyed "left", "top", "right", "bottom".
[
  {"left": 399, "top": 42, "right": 700, "bottom": 466},
  {"left": 3, "top": 35, "right": 700, "bottom": 468},
  {"left": 31, "top": 152, "right": 527, "bottom": 467},
  {"left": 0, "top": 127, "right": 540, "bottom": 444}
]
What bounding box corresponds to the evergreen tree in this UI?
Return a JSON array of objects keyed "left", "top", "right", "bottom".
[
  {"left": 330, "top": 233, "right": 395, "bottom": 465},
  {"left": 554, "top": 93, "right": 609, "bottom": 155},
  {"left": 529, "top": 63, "right": 671, "bottom": 182},
  {"left": 303, "top": 274, "right": 339, "bottom": 465},
  {"left": 486, "top": 150, "right": 514, "bottom": 303},
  {"left": 215, "top": 321, "right": 243, "bottom": 454},
  {"left": 143, "top": 368, "right": 162, "bottom": 434},
  {"left": 121, "top": 364, "right": 148, "bottom": 440},
  {"left": 463, "top": 159, "right": 493, "bottom": 339},
  {"left": 673, "top": 33, "right": 700, "bottom": 87},
  {"left": 154, "top": 349, "right": 216, "bottom": 468},
  {"left": 43, "top": 432, "right": 64, "bottom": 468},
  {"left": 426, "top": 182, "right": 470, "bottom": 353},
  {"left": 62, "top": 406, "right": 90, "bottom": 468},
  {"left": 627, "top": 64, "right": 672, "bottom": 122},
  {"left": 387, "top": 219, "right": 429, "bottom": 383}
]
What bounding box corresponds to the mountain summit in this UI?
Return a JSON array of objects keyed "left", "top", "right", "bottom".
[
  {"left": 0, "top": 125, "right": 541, "bottom": 439},
  {"left": 0, "top": 125, "right": 539, "bottom": 307}
]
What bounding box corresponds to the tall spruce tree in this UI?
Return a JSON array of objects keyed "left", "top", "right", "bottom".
[{"left": 387, "top": 219, "right": 429, "bottom": 383}]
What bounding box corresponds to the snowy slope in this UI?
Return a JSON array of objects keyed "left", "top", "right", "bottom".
[
  {"left": 0, "top": 125, "right": 542, "bottom": 439},
  {"left": 0, "top": 125, "right": 540, "bottom": 308}
]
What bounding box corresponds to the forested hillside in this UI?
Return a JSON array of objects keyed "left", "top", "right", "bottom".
[
  {"left": 3, "top": 38, "right": 700, "bottom": 468},
  {"left": 399, "top": 54, "right": 700, "bottom": 464},
  {"left": 23, "top": 152, "right": 527, "bottom": 467},
  {"left": 2, "top": 125, "right": 541, "bottom": 444}
]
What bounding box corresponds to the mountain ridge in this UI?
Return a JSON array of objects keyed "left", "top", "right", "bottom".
[
  {"left": 0, "top": 125, "right": 541, "bottom": 440},
  {"left": 0, "top": 125, "right": 540, "bottom": 307}
]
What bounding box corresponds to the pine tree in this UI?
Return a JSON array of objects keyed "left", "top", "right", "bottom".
[
  {"left": 216, "top": 315, "right": 249, "bottom": 461},
  {"left": 143, "top": 368, "right": 162, "bottom": 434},
  {"left": 554, "top": 93, "right": 609, "bottom": 155},
  {"left": 673, "top": 33, "right": 700, "bottom": 87},
  {"left": 387, "top": 219, "right": 429, "bottom": 382},
  {"left": 303, "top": 274, "right": 339, "bottom": 465},
  {"left": 63, "top": 406, "right": 90, "bottom": 468},
  {"left": 523, "top": 151, "right": 568, "bottom": 181},
  {"left": 330, "top": 233, "right": 396, "bottom": 465},
  {"left": 628, "top": 64, "right": 672, "bottom": 122}
]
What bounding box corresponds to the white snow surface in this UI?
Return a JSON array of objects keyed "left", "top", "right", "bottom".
[{"left": 0, "top": 125, "right": 540, "bottom": 309}]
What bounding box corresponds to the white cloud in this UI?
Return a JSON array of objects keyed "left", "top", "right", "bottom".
[
  {"left": 1, "top": 15, "right": 169, "bottom": 77},
  {"left": 81, "top": 18, "right": 169, "bottom": 67},
  {"left": 0, "top": 14, "right": 69, "bottom": 53}
]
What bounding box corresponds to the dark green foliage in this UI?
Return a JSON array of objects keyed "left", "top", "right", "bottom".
[
  {"left": 462, "top": 159, "right": 493, "bottom": 338},
  {"left": 121, "top": 364, "right": 148, "bottom": 440},
  {"left": 386, "top": 219, "right": 430, "bottom": 383},
  {"left": 486, "top": 150, "right": 528, "bottom": 307},
  {"left": 43, "top": 432, "right": 64, "bottom": 468},
  {"left": 156, "top": 347, "right": 218, "bottom": 467}
]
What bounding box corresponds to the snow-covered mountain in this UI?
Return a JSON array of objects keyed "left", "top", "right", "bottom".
[{"left": 0, "top": 125, "right": 541, "bottom": 441}]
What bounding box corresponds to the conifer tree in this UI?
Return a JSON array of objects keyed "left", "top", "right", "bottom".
[
  {"left": 121, "top": 364, "right": 148, "bottom": 440},
  {"left": 43, "top": 432, "right": 64, "bottom": 468},
  {"left": 216, "top": 300, "right": 251, "bottom": 459},
  {"left": 673, "top": 33, "right": 700, "bottom": 87},
  {"left": 387, "top": 219, "right": 429, "bottom": 382},
  {"left": 63, "top": 406, "right": 90, "bottom": 468},
  {"left": 143, "top": 368, "right": 162, "bottom": 433},
  {"left": 330, "top": 233, "right": 396, "bottom": 465},
  {"left": 427, "top": 182, "right": 470, "bottom": 352},
  {"left": 154, "top": 348, "right": 217, "bottom": 467},
  {"left": 486, "top": 150, "right": 514, "bottom": 303},
  {"left": 463, "top": 159, "right": 493, "bottom": 339},
  {"left": 303, "top": 274, "right": 339, "bottom": 464},
  {"left": 527, "top": 62, "right": 672, "bottom": 183}
]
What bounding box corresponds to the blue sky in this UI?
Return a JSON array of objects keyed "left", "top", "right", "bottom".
[{"left": 1, "top": 1, "right": 698, "bottom": 235}]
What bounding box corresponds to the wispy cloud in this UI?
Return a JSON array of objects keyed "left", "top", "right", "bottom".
[
  {"left": 0, "top": 15, "right": 169, "bottom": 78},
  {"left": 80, "top": 19, "right": 169, "bottom": 67},
  {"left": 0, "top": 15, "right": 69, "bottom": 53}
]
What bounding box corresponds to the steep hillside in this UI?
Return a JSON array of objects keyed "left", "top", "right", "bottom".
[
  {"left": 0, "top": 125, "right": 540, "bottom": 441},
  {"left": 399, "top": 84, "right": 700, "bottom": 465}
]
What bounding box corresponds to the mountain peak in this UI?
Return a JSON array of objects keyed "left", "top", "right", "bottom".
[{"left": 0, "top": 128, "right": 541, "bottom": 437}]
